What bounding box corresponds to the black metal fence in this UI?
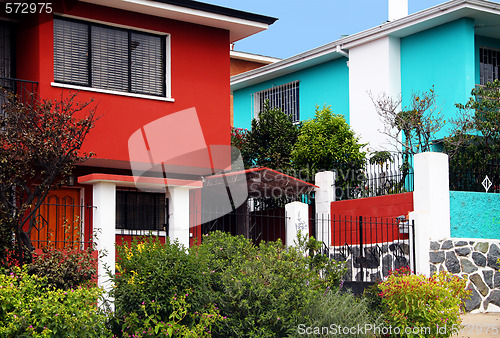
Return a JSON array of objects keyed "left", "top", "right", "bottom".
[
  {"left": 29, "top": 202, "right": 94, "bottom": 250},
  {"left": 311, "top": 214, "right": 415, "bottom": 282},
  {"left": 192, "top": 198, "right": 288, "bottom": 245},
  {"left": 449, "top": 153, "right": 500, "bottom": 193},
  {"left": 334, "top": 152, "right": 414, "bottom": 200}
]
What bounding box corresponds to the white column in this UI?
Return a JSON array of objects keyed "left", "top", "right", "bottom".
[
  {"left": 92, "top": 181, "right": 116, "bottom": 298},
  {"left": 411, "top": 152, "right": 450, "bottom": 276},
  {"left": 315, "top": 171, "right": 335, "bottom": 247},
  {"left": 285, "top": 201, "right": 309, "bottom": 247},
  {"left": 168, "top": 186, "right": 191, "bottom": 248}
]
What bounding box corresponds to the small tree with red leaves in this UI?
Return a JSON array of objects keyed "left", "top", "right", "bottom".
[{"left": 0, "top": 91, "right": 97, "bottom": 267}]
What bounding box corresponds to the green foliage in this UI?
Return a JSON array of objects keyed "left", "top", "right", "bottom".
[
  {"left": 369, "top": 150, "right": 393, "bottom": 166},
  {"left": 193, "top": 231, "right": 346, "bottom": 337},
  {"left": 26, "top": 247, "right": 97, "bottom": 290},
  {"left": 0, "top": 91, "right": 97, "bottom": 266},
  {"left": 246, "top": 101, "right": 300, "bottom": 170},
  {"left": 445, "top": 80, "right": 500, "bottom": 180},
  {"left": 112, "top": 236, "right": 211, "bottom": 327},
  {"left": 377, "top": 268, "right": 470, "bottom": 337},
  {"left": 120, "top": 291, "right": 224, "bottom": 337},
  {"left": 0, "top": 267, "right": 110, "bottom": 337},
  {"left": 291, "top": 105, "right": 366, "bottom": 186},
  {"left": 290, "top": 289, "right": 381, "bottom": 338}
]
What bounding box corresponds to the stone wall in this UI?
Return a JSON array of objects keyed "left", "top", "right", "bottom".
[{"left": 429, "top": 238, "right": 500, "bottom": 313}]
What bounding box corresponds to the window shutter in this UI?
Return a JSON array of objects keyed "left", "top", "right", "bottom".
[
  {"left": 131, "top": 33, "right": 164, "bottom": 96},
  {"left": 54, "top": 19, "right": 89, "bottom": 86},
  {"left": 91, "top": 25, "right": 128, "bottom": 92}
]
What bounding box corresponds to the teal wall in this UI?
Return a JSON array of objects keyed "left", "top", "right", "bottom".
[
  {"left": 450, "top": 191, "right": 500, "bottom": 239},
  {"left": 401, "top": 18, "right": 476, "bottom": 139},
  {"left": 232, "top": 57, "right": 349, "bottom": 129}
]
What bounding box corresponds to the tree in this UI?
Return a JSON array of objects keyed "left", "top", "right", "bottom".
[
  {"left": 0, "top": 91, "right": 97, "bottom": 266},
  {"left": 291, "top": 105, "right": 366, "bottom": 191},
  {"left": 244, "top": 101, "right": 299, "bottom": 170},
  {"left": 371, "top": 86, "right": 444, "bottom": 155},
  {"left": 444, "top": 80, "right": 500, "bottom": 191}
]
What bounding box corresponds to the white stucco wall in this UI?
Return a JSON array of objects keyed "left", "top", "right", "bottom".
[{"left": 348, "top": 36, "right": 401, "bottom": 152}]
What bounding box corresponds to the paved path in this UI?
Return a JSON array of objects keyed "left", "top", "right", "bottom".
[{"left": 452, "top": 313, "right": 500, "bottom": 337}]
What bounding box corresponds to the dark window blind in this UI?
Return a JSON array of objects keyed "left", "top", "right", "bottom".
[
  {"left": 116, "top": 190, "right": 166, "bottom": 231},
  {"left": 54, "top": 18, "right": 165, "bottom": 96},
  {"left": 54, "top": 19, "right": 89, "bottom": 86}
]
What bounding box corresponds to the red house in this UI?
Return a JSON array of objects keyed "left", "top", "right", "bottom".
[{"left": 0, "top": 0, "right": 276, "bottom": 287}]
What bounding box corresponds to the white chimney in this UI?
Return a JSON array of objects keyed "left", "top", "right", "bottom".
[{"left": 388, "top": 0, "right": 408, "bottom": 21}]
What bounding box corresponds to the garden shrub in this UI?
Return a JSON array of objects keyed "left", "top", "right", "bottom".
[
  {"left": 377, "top": 267, "right": 470, "bottom": 337},
  {"left": 193, "top": 231, "right": 346, "bottom": 337},
  {"left": 26, "top": 247, "right": 97, "bottom": 290},
  {"left": 112, "top": 236, "right": 212, "bottom": 330},
  {"left": 290, "top": 289, "right": 381, "bottom": 338},
  {"left": 0, "top": 267, "right": 110, "bottom": 337},
  {"left": 120, "top": 290, "right": 224, "bottom": 337}
]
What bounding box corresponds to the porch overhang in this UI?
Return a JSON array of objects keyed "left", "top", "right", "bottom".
[{"left": 78, "top": 173, "right": 202, "bottom": 190}]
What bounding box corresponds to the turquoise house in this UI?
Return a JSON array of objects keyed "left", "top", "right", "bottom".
[{"left": 231, "top": 0, "right": 500, "bottom": 151}]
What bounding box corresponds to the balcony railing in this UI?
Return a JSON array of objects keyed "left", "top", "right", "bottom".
[{"left": 0, "top": 76, "right": 38, "bottom": 105}]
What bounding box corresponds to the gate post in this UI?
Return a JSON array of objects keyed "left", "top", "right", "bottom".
[
  {"left": 315, "top": 171, "right": 335, "bottom": 247},
  {"left": 411, "top": 152, "right": 450, "bottom": 276},
  {"left": 285, "top": 201, "right": 309, "bottom": 247}
]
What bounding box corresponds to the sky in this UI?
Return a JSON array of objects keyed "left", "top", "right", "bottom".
[{"left": 204, "top": 0, "right": 499, "bottom": 59}]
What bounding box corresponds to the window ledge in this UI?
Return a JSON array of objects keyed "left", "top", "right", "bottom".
[{"left": 51, "top": 82, "right": 175, "bottom": 102}]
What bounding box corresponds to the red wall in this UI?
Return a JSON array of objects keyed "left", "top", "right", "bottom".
[
  {"left": 16, "top": 1, "right": 231, "bottom": 170},
  {"left": 330, "top": 193, "right": 414, "bottom": 246}
]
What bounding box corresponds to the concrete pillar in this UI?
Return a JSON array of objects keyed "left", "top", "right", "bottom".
[
  {"left": 411, "top": 152, "right": 450, "bottom": 276},
  {"left": 285, "top": 201, "right": 309, "bottom": 247},
  {"left": 92, "top": 181, "right": 116, "bottom": 300},
  {"left": 315, "top": 171, "right": 335, "bottom": 246},
  {"left": 168, "top": 186, "right": 191, "bottom": 248}
]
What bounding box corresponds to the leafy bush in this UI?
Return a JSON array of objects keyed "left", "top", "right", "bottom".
[
  {"left": 0, "top": 267, "right": 110, "bottom": 337},
  {"left": 120, "top": 291, "right": 224, "bottom": 337},
  {"left": 112, "top": 237, "right": 212, "bottom": 329},
  {"left": 290, "top": 289, "right": 381, "bottom": 338},
  {"left": 26, "top": 247, "right": 97, "bottom": 290},
  {"left": 377, "top": 267, "right": 470, "bottom": 337},
  {"left": 193, "top": 231, "right": 346, "bottom": 337}
]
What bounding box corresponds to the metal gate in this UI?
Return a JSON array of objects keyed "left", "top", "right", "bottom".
[{"left": 313, "top": 214, "right": 416, "bottom": 282}]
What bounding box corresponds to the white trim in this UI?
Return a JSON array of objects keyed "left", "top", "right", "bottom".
[
  {"left": 230, "top": 50, "right": 281, "bottom": 64},
  {"left": 165, "top": 34, "right": 172, "bottom": 98},
  {"left": 56, "top": 13, "right": 169, "bottom": 36},
  {"left": 51, "top": 82, "right": 175, "bottom": 102},
  {"left": 116, "top": 229, "right": 167, "bottom": 237}
]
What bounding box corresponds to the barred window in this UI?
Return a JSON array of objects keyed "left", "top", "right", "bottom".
[
  {"left": 54, "top": 18, "right": 166, "bottom": 96},
  {"left": 116, "top": 190, "right": 167, "bottom": 231},
  {"left": 253, "top": 81, "right": 299, "bottom": 123},
  {"left": 480, "top": 47, "right": 500, "bottom": 85}
]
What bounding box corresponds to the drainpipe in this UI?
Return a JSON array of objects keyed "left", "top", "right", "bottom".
[{"left": 335, "top": 45, "right": 349, "bottom": 58}]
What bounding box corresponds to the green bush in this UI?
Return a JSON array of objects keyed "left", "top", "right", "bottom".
[
  {"left": 120, "top": 290, "right": 224, "bottom": 337},
  {"left": 112, "top": 237, "right": 212, "bottom": 329},
  {"left": 193, "top": 231, "right": 346, "bottom": 337},
  {"left": 0, "top": 267, "right": 110, "bottom": 337},
  {"left": 26, "top": 247, "right": 97, "bottom": 290},
  {"left": 290, "top": 289, "right": 381, "bottom": 338},
  {"left": 377, "top": 267, "right": 470, "bottom": 337}
]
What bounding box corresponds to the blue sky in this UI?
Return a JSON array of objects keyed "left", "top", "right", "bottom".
[{"left": 205, "top": 0, "right": 499, "bottom": 59}]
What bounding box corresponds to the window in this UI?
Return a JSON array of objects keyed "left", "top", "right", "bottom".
[
  {"left": 480, "top": 47, "right": 500, "bottom": 85},
  {"left": 54, "top": 18, "right": 166, "bottom": 96},
  {"left": 253, "top": 81, "right": 299, "bottom": 123},
  {"left": 116, "top": 190, "right": 167, "bottom": 231}
]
